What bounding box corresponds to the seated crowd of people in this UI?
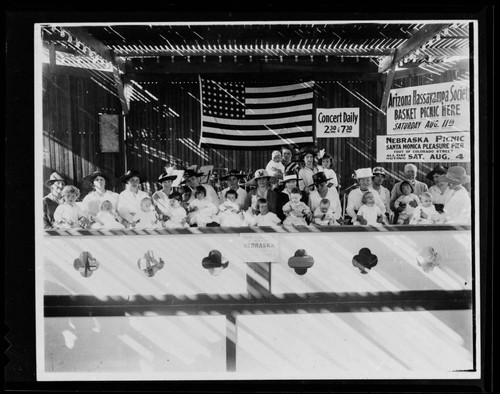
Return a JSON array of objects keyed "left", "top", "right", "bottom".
[{"left": 42, "top": 146, "right": 472, "bottom": 230}]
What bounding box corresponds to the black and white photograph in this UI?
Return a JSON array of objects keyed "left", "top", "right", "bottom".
[{"left": 5, "top": 8, "right": 494, "bottom": 390}]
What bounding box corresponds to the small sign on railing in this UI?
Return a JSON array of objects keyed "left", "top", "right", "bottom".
[{"left": 240, "top": 233, "right": 279, "bottom": 263}]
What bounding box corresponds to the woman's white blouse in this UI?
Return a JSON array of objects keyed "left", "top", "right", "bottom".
[
  {"left": 81, "top": 190, "right": 119, "bottom": 217},
  {"left": 117, "top": 189, "right": 150, "bottom": 222}
]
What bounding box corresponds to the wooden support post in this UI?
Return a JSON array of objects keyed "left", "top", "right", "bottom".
[
  {"left": 48, "top": 42, "right": 56, "bottom": 73},
  {"left": 226, "top": 313, "right": 237, "bottom": 372},
  {"left": 381, "top": 63, "right": 397, "bottom": 114}
]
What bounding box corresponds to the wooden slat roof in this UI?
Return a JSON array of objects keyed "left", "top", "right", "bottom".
[{"left": 41, "top": 22, "right": 470, "bottom": 73}]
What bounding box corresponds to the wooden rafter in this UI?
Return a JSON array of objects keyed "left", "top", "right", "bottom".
[{"left": 378, "top": 24, "right": 449, "bottom": 73}]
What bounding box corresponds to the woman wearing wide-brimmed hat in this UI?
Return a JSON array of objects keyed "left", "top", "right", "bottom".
[
  {"left": 181, "top": 168, "right": 220, "bottom": 209},
  {"left": 276, "top": 170, "right": 308, "bottom": 222},
  {"left": 81, "top": 170, "right": 119, "bottom": 220},
  {"left": 116, "top": 169, "right": 150, "bottom": 226},
  {"left": 242, "top": 169, "right": 279, "bottom": 215},
  {"left": 435, "top": 166, "right": 471, "bottom": 225},
  {"left": 345, "top": 168, "right": 387, "bottom": 225},
  {"left": 426, "top": 165, "right": 453, "bottom": 213},
  {"left": 43, "top": 171, "right": 67, "bottom": 229},
  {"left": 307, "top": 171, "right": 342, "bottom": 223},
  {"left": 297, "top": 147, "right": 320, "bottom": 194},
  {"left": 152, "top": 169, "right": 178, "bottom": 221},
  {"left": 218, "top": 169, "right": 248, "bottom": 210}
]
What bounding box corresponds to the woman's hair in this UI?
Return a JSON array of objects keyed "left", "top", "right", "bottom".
[
  {"left": 399, "top": 180, "right": 414, "bottom": 193},
  {"left": 194, "top": 185, "right": 207, "bottom": 197},
  {"left": 225, "top": 189, "right": 238, "bottom": 198},
  {"left": 61, "top": 185, "right": 80, "bottom": 198},
  {"left": 318, "top": 153, "right": 332, "bottom": 166}
]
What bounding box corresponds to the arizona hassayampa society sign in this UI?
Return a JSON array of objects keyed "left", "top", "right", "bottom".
[
  {"left": 385, "top": 81, "right": 470, "bottom": 135},
  {"left": 377, "top": 81, "right": 471, "bottom": 163}
]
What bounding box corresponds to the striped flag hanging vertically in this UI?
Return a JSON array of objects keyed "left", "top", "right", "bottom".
[{"left": 199, "top": 78, "right": 315, "bottom": 149}]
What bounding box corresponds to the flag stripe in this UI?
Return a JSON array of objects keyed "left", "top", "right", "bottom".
[
  {"left": 246, "top": 98, "right": 313, "bottom": 110},
  {"left": 246, "top": 92, "right": 313, "bottom": 105},
  {"left": 201, "top": 131, "right": 311, "bottom": 141},
  {"left": 202, "top": 126, "right": 313, "bottom": 138},
  {"left": 203, "top": 122, "right": 312, "bottom": 133},
  {"left": 245, "top": 81, "right": 314, "bottom": 94},
  {"left": 246, "top": 104, "right": 313, "bottom": 116},
  {"left": 200, "top": 136, "right": 314, "bottom": 147},
  {"left": 246, "top": 87, "right": 314, "bottom": 99},
  {"left": 202, "top": 114, "right": 312, "bottom": 127}
]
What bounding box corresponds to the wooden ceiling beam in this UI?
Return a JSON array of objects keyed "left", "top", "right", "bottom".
[
  {"left": 113, "top": 49, "right": 393, "bottom": 58},
  {"left": 125, "top": 57, "right": 379, "bottom": 74},
  {"left": 378, "top": 23, "right": 450, "bottom": 73}
]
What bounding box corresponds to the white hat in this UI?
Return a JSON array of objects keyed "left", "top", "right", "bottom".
[
  {"left": 355, "top": 168, "right": 373, "bottom": 179},
  {"left": 246, "top": 169, "right": 276, "bottom": 186}
]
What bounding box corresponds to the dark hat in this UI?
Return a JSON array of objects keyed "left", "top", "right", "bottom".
[
  {"left": 82, "top": 170, "right": 110, "bottom": 185},
  {"left": 179, "top": 169, "right": 205, "bottom": 185},
  {"left": 45, "top": 171, "right": 67, "bottom": 187},
  {"left": 157, "top": 171, "right": 178, "bottom": 183},
  {"left": 220, "top": 169, "right": 247, "bottom": 180},
  {"left": 312, "top": 171, "right": 333, "bottom": 185},
  {"left": 352, "top": 248, "right": 378, "bottom": 274},
  {"left": 437, "top": 166, "right": 470, "bottom": 185},
  {"left": 201, "top": 249, "right": 229, "bottom": 270},
  {"left": 119, "top": 169, "right": 146, "bottom": 183},
  {"left": 288, "top": 249, "right": 314, "bottom": 275},
  {"left": 426, "top": 165, "right": 448, "bottom": 181},
  {"left": 183, "top": 169, "right": 204, "bottom": 178}
]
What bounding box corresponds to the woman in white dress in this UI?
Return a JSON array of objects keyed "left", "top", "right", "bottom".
[
  {"left": 117, "top": 169, "right": 150, "bottom": 227},
  {"left": 152, "top": 170, "right": 178, "bottom": 222},
  {"left": 81, "top": 170, "right": 119, "bottom": 222}
]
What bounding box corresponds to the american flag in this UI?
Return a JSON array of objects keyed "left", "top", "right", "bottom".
[{"left": 199, "top": 78, "right": 315, "bottom": 149}]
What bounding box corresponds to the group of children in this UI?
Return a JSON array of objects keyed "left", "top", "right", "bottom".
[
  {"left": 51, "top": 182, "right": 340, "bottom": 230},
  {"left": 50, "top": 146, "right": 451, "bottom": 230}
]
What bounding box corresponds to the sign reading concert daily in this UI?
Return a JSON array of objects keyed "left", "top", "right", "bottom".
[
  {"left": 376, "top": 132, "right": 470, "bottom": 163},
  {"left": 386, "top": 81, "right": 470, "bottom": 135},
  {"left": 316, "top": 108, "right": 360, "bottom": 138}
]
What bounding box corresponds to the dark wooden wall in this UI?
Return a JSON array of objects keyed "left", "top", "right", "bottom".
[
  {"left": 42, "top": 66, "right": 123, "bottom": 196},
  {"left": 42, "top": 66, "right": 471, "bottom": 196}
]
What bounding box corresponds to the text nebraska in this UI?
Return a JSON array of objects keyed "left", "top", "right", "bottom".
[{"left": 243, "top": 242, "right": 276, "bottom": 249}]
